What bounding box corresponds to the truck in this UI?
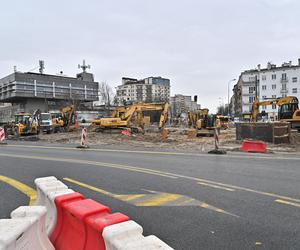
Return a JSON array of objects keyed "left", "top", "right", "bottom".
[{"left": 39, "top": 113, "right": 53, "bottom": 134}]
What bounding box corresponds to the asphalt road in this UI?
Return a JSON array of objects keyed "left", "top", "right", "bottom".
[{"left": 0, "top": 142, "right": 300, "bottom": 249}]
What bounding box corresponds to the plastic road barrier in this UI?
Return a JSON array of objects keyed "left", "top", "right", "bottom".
[
  {"left": 77, "top": 128, "right": 89, "bottom": 148},
  {"left": 241, "top": 140, "right": 267, "bottom": 153},
  {"left": 51, "top": 194, "right": 129, "bottom": 250},
  {"left": 0, "top": 206, "right": 55, "bottom": 250},
  {"left": 35, "top": 176, "right": 75, "bottom": 235},
  {"left": 0, "top": 127, "right": 7, "bottom": 144},
  {"left": 103, "top": 220, "right": 174, "bottom": 250}
]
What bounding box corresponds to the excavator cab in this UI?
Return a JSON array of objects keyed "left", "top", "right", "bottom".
[{"left": 278, "top": 102, "right": 299, "bottom": 120}]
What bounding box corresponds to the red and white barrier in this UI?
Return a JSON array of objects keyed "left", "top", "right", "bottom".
[
  {"left": 0, "top": 206, "right": 55, "bottom": 250},
  {"left": 1, "top": 176, "right": 174, "bottom": 250},
  {"left": 77, "top": 128, "right": 88, "bottom": 148},
  {"left": 0, "top": 127, "right": 6, "bottom": 144},
  {"left": 103, "top": 220, "right": 174, "bottom": 250}
]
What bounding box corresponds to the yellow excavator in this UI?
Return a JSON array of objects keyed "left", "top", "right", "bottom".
[
  {"left": 251, "top": 96, "right": 300, "bottom": 130},
  {"left": 92, "top": 103, "right": 169, "bottom": 131},
  {"left": 216, "top": 115, "right": 229, "bottom": 129},
  {"left": 188, "top": 108, "right": 216, "bottom": 130},
  {"left": 60, "top": 105, "right": 79, "bottom": 132},
  {"left": 49, "top": 105, "right": 78, "bottom": 132},
  {"left": 187, "top": 108, "right": 216, "bottom": 136}
]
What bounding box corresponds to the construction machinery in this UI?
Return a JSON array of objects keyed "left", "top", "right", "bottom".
[
  {"left": 187, "top": 108, "right": 216, "bottom": 136},
  {"left": 13, "top": 112, "right": 39, "bottom": 136},
  {"left": 92, "top": 103, "right": 169, "bottom": 131},
  {"left": 60, "top": 105, "right": 78, "bottom": 131},
  {"left": 50, "top": 111, "right": 65, "bottom": 132},
  {"left": 216, "top": 115, "right": 229, "bottom": 129},
  {"left": 251, "top": 96, "right": 300, "bottom": 130},
  {"left": 39, "top": 113, "right": 54, "bottom": 134}
]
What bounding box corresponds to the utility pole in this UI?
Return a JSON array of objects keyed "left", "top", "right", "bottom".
[{"left": 227, "top": 79, "right": 236, "bottom": 117}]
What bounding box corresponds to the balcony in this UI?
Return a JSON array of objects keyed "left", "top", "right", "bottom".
[
  {"left": 280, "top": 88, "right": 288, "bottom": 94},
  {"left": 280, "top": 77, "right": 288, "bottom": 83}
]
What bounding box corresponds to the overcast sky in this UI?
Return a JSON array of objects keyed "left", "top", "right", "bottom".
[{"left": 1, "top": 0, "right": 300, "bottom": 111}]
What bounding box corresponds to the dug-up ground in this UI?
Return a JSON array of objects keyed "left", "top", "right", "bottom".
[{"left": 38, "top": 127, "right": 300, "bottom": 154}]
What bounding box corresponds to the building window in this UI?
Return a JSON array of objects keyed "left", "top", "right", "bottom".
[
  {"left": 249, "top": 86, "right": 256, "bottom": 94},
  {"left": 262, "top": 85, "right": 267, "bottom": 90},
  {"left": 282, "top": 83, "right": 287, "bottom": 90},
  {"left": 262, "top": 95, "right": 267, "bottom": 100},
  {"left": 272, "top": 95, "right": 276, "bottom": 98},
  {"left": 272, "top": 104, "right": 277, "bottom": 109},
  {"left": 292, "top": 88, "right": 297, "bottom": 93},
  {"left": 292, "top": 77, "right": 298, "bottom": 82},
  {"left": 249, "top": 96, "right": 255, "bottom": 103},
  {"left": 262, "top": 105, "right": 266, "bottom": 110},
  {"left": 282, "top": 73, "right": 287, "bottom": 80},
  {"left": 272, "top": 84, "right": 276, "bottom": 90},
  {"left": 262, "top": 75, "right": 266, "bottom": 81},
  {"left": 249, "top": 76, "right": 256, "bottom": 82},
  {"left": 272, "top": 74, "right": 276, "bottom": 80}
]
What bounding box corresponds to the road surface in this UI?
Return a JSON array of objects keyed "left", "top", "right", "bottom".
[{"left": 0, "top": 142, "right": 300, "bottom": 249}]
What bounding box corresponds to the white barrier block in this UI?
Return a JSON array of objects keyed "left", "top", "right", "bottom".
[
  {"left": 34, "top": 176, "right": 74, "bottom": 235},
  {"left": 0, "top": 206, "right": 55, "bottom": 250},
  {"left": 35, "top": 179, "right": 68, "bottom": 206},
  {"left": 103, "top": 220, "right": 173, "bottom": 250}
]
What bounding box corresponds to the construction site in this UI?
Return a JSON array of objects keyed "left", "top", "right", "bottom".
[{"left": 1, "top": 61, "right": 300, "bottom": 154}]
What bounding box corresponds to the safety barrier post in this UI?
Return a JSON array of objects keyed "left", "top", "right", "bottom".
[
  {"left": 0, "top": 127, "right": 7, "bottom": 145},
  {"left": 208, "top": 128, "right": 226, "bottom": 154},
  {"left": 77, "top": 127, "right": 89, "bottom": 149}
]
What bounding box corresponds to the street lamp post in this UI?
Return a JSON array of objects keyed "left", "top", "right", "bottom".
[{"left": 227, "top": 78, "right": 236, "bottom": 117}]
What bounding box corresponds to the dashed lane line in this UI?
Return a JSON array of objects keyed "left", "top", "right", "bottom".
[
  {"left": 198, "top": 182, "right": 235, "bottom": 192},
  {"left": 275, "top": 199, "right": 300, "bottom": 208},
  {"left": 0, "top": 175, "right": 36, "bottom": 205}
]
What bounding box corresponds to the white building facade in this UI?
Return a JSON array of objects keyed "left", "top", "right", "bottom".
[
  {"left": 170, "top": 94, "right": 201, "bottom": 117},
  {"left": 115, "top": 77, "right": 170, "bottom": 105},
  {"left": 237, "top": 59, "right": 300, "bottom": 120}
]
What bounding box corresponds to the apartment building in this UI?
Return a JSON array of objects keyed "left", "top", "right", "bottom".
[
  {"left": 170, "top": 94, "right": 200, "bottom": 117},
  {"left": 233, "top": 59, "right": 300, "bottom": 120},
  {"left": 115, "top": 76, "right": 170, "bottom": 105}
]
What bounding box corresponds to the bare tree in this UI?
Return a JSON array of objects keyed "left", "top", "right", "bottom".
[{"left": 98, "top": 82, "right": 115, "bottom": 115}]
